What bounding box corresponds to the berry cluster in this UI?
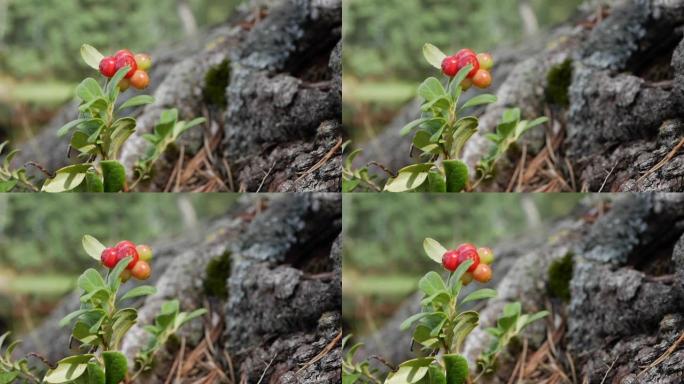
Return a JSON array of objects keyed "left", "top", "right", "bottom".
[
  {"left": 100, "top": 240, "right": 153, "bottom": 281},
  {"left": 99, "top": 49, "right": 152, "bottom": 91},
  {"left": 442, "top": 244, "right": 493, "bottom": 284},
  {"left": 441, "top": 49, "right": 493, "bottom": 90}
]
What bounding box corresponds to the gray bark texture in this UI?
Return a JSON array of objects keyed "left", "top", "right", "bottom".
[
  {"left": 357, "top": 0, "right": 684, "bottom": 192},
  {"left": 10, "top": 0, "right": 342, "bottom": 192},
  {"left": 355, "top": 193, "right": 684, "bottom": 383},
  {"left": 15, "top": 193, "right": 342, "bottom": 383}
]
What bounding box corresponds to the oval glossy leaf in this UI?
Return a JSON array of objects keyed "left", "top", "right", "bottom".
[
  {"left": 58, "top": 119, "right": 87, "bottom": 137},
  {"left": 400, "top": 118, "right": 432, "bottom": 136},
  {"left": 81, "top": 44, "right": 104, "bottom": 70},
  {"left": 443, "top": 160, "right": 469, "bottom": 193},
  {"left": 427, "top": 172, "right": 447, "bottom": 192},
  {"left": 101, "top": 160, "right": 127, "bottom": 193},
  {"left": 419, "top": 271, "right": 447, "bottom": 297},
  {"left": 418, "top": 77, "right": 446, "bottom": 102},
  {"left": 83, "top": 235, "right": 106, "bottom": 261},
  {"left": 460, "top": 94, "right": 497, "bottom": 110},
  {"left": 444, "top": 354, "right": 469, "bottom": 384},
  {"left": 385, "top": 357, "right": 434, "bottom": 384},
  {"left": 86, "top": 171, "right": 105, "bottom": 192},
  {"left": 103, "top": 351, "right": 128, "bottom": 384},
  {"left": 76, "top": 78, "right": 104, "bottom": 103},
  {"left": 423, "top": 43, "right": 447, "bottom": 69},
  {"left": 120, "top": 285, "right": 157, "bottom": 301},
  {"left": 44, "top": 354, "right": 94, "bottom": 383},
  {"left": 423, "top": 238, "right": 447, "bottom": 264},
  {"left": 42, "top": 164, "right": 92, "bottom": 193},
  {"left": 461, "top": 288, "right": 497, "bottom": 305},
  {"left": 118, "top": 95, "right": 155, "bottom": 110},
  {"left": 384, "top": 171, "right": 429, "bottom": 193}
]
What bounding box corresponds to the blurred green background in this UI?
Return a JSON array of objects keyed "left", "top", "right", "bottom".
[
  {"left": 342, "top": 193, "right": 585, "bottom": 336},
  {"left": 342, "top": 0, "right": 584, "bottom": 143},
  {"left": 0, "top": 0, "right": 244, "bottom": 144},
  {"left": 0, "top": 194, "right": 237, "bottom": 335}
]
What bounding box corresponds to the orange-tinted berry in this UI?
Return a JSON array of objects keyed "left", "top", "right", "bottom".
[
  {"left": 472, "top": 69, "right": 492, "bottom": 89},
  {"left": 130, "top": 70, "right": 150, "bottom": 90},
  {"left": 472, "top": 263, "right": 492, "bottom": 283},
  {"left": 131, "top": 260, "right": 151, "bottom": 280}
]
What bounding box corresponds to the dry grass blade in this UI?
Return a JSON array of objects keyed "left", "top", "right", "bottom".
[
  {"left": 297, "top": 330, "right": 342, "bottom": 374},
  {"left": 637, "top": 330, "right": 684, "bottom": 378},
  {"left": 637, "top": 137, "right": 684, "bottom": 183},
  {"left": 295, "top": 137, "right": 343, "bottom": 183}
]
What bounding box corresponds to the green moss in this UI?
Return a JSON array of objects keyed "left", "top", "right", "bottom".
[
  {"left": 546, "top": 59, "right": 573, "bottom": 107},
  {"left": 203, "top": 252, "right": 231, "bottom": 299},
  {"left": 203, "top": 60, "right": 231, "bottom": 106},
  {"left": 547, "top": 253, "right": 573, "bottom": 301}
]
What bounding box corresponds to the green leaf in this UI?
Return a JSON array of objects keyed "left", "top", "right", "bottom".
[
  {"left": 110, "top": 309, "right": 137, "bottom": 350},
  {"left": 85, "top": 170, "right": 104, "bottom": 192},
  {"left": 103, "top": 351, "right": 128, "bottom": 384},
  {"left": 58, "top": 119, "right": 87, "bottom": 137},
  {"left": 450, "top": 117, "right": 479, "bottom": 159},
  {"left": 384, "top": 163, "right": 433, "bottom": 193},
  {"left": 120, "top": 286, "right": 157, "bottom": 301},
  {"left": 179, "top": 308, "right": 208, "bottom": 325},
  {"left": 418, "top": 77, "right": 446, "bottom": 102},
  {"left": 522, "top": 310, "right": 549, "bottom": 327},
  {"left": 401, "top": 118, "right": 433, "bottom": 136},
  {"left": 444, "top": 354, "right": 469, "bottom": 384},
  {"left": 84, "top": 363, "right": 106, "bottom": 384},
  {"left": 450, "top": 260, "right": 473, "bottom": 295},
  {"left": 399, "top": 312, "right": 433, "bottom": 331},
  {"left": 59, "top": 308, "right": 103, "bottom": 327},
  {"left": 385, "top": 357, "right": 434, "bottom": 384},
  {"left": 42, "top": 164, "right": 92, "bottom": 193},
  {"left": 461, "top": 288, "right": 497, "bottom": 305},
  {"left": 118, "top": 95, "right": 155, "bottom": 110},
  {"left": 108, "top": 257, "right": 132, "bottom": 291},
  {"left": 78, "top": 268, "right": 107, "bottom": 293},
  {"left": 0, "top": 180, "right": 17, "bottom": 192},
  {"left": 81, "top": 44, "right": 104, "bottom": 70},
  {"left": 107, "top": 118, "right": 136, "bottom": 159},
  {"left": 82, "top": 235, "right": 106, "bottom": 261},
  {"left": 443, "top": 160, "right": 469, "bottom": 192},
  {"left": 427, "top": 172, "right": 446, "bottom": 192},
  {"left": 101, "top": 160, "right": 127, "bottom": 192},
  {"left": 460, "top": 94, "right": 497, "bottom": 110},
  {"left": 451, "top": 311, "right": 479, "bottom": 352},
  {"left": 107, "top": 67, "right": 131, "bottom": 100},
  {"left": 76, "top": 78, "right": 104, "bottom": 103},
  {"left": 0, "top": 372, "right": 19, "bottom": 384},
  {"left": 419, "top": 271, "right": 446, "bottom": 296},
  {"left": 427, "top": 365, "right": 447, "bottom": 384},
  {"left": 44, "top": 354, "right": 94, "bottom": 383},
  {"left": 423, "top": 238, "right": 447, "bottom": 264},
  {"left": 423, "top": 43, "right": 447, "bottom": 69},
  {"left": 174, "top": 117, "right": 206, "bottom": 138},
  {"left": 451, "top": 65, "right": 473, "bottom": 95}
]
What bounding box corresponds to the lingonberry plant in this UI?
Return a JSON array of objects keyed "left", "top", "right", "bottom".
[
  {"left": 342, "top": 43, "right": 548, "bottom": 192},
  {"left": 0, "top": 235, "right": 206, "bottom": 384},
  {"left": 0, "top": 141, "right": 36, "bottom": 192},
  {"left": 36, "top": 44, "right": 205, "bottom": 193},
  {"left": 342, "top": 238, "right": 548, "bottom": 383}
]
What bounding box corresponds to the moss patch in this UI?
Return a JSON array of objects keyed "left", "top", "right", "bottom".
[
  {"left": 547, "top": 253, "right": 573, "bottom": 301},
  {"left": 203, "top": 60, "right": 230, "bottom": 107},
  {"left": 546, "top": 59, "right": 573, "bottom": 107},
  {"left": 204, "top": 252, "right": 231, "bottom": 299}
]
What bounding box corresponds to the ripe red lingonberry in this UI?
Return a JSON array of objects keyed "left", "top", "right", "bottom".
[
  {"left": 131, "top": 260, "right": 151, "bottom": 280},
  {"left": 115, "top": 49, "right": 135, "bottom": 60},
  {"left": 115, "top": 243, "right": 139, "bottom": 270},
  {"left": 442, "top": 250, "right": 459, "bottom": 271},
  {"left": 456, "top": 243, "right": 477, "bottom": 255},
  {"left": 454, "top": 48, "right": 477, "bottom": 61},
  {"left": 99, "top": 56, "right": 117, "bottom": 78},
  {"left": 477, "top": 53, "right": 494, "bottom": 70},
  {"left": 115, "top": 55, "right": 138, "bottom": 78},
  {"left": 472, "top": 263, "right": 492, "bottom": 283},
  {"left": 456, "top": 246, "right": 480, "bottom": 272},
  {"left": 472, "top": 69, "right": 492, "bottom": 89},
  {"left": 134, "top": 53, "right": 152, "bottom": 71},
  {"left": 116, "top": 240, "right": 136, "bottom": 249},
  {"left": 130, "top": 70, "right": 150, "bottom": 90},
  {"left": 100, "top": 247, "right": 118, "bottom": 269},
  {"left": 456, "top": 54, "right": 480, "bottom": 79},
  {"left": 136, "top": 244, "right": 153, "bottom": 262},
  {"left": 441, "top": 56, "right": 460, "bottom": 78},
  {"left": 478, "top": 247, "right": 494, "bottom": 265}
]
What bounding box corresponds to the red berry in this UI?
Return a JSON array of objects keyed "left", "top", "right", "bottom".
[
  {"left": 456, "top": 54, "right": 480, "bottom": 79},
  {"left": 456, "top": 247, "right": 480, "bottom": 272},
  {"left": 99, "top": 56, "right": 117, "bottom": 78},
  {"left": 115, "top": 55, "right": 137, "bottom": 78},
  {"left": 472, "top": 69, "right": 492, "bottom": 89},
  {"left": 130, "top": 70, "right": 150, "bottom": 90},
  {"left": 472, "top": 263, "right": 492, "bottom": 283},
  {"left": 477, "top": 53, "right": 494, "bottom": 70},
  {"left": 441, "top": 56, "right": 459, "bottom": 78},
  {"left": 131, "top": 260, "right": 151, "bottom": 280},
  {"left": 116, "top": 240, "right": 136, "bottom": 249},
  {"left": 115, "top": 49, "right": 135, "bottom": 60},
  {"left": 116, "top": 244, "right": 139, "bottom": 270},
  {"left": 456, "top": 243, "right": 477, "bottom": 254},
  {"left": 442, "top": 250, "right": 459, "bottom": 271},
  {"left": 100, "top": 247, "right": 118, "bottom": 269},
  {"left": 454, "top": 48, "right": 477, "bottom": 61}
]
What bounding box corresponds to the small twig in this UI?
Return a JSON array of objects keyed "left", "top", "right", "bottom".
[
  {"left": 256, "top": 353, "right": 277, "bottom": 384},
  {"left": 296, "top": 137, "right": 342, "bottom": 183},
  {"left": 637, "top": 330, "right": 684, "bottom": 378},
  {"left": 367, "top": 161, "right": 396, "bottom": 178},
  {"left": 599, "top": 355, "right": 618, "bottom": 384},
  {"left": 297, "top": 331, "right": 342, "bottom": 373},
  {"left": 24, "top": 162, "right": 54, "bottom": 179},
  {"left": 256, "top": 162, "right": 276, "bottom": 193},
  {"left": 598, "top": 164, "right": 616, "bottom": 193},
  {"left": 27, "top": 352, "right": 57, "bottom": 369},
  {"left": 370, "top": 355, "right": 398, "bottom": 372},
  {"left": 637, "top": 137, "right": 684, "bottom": 183}
]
